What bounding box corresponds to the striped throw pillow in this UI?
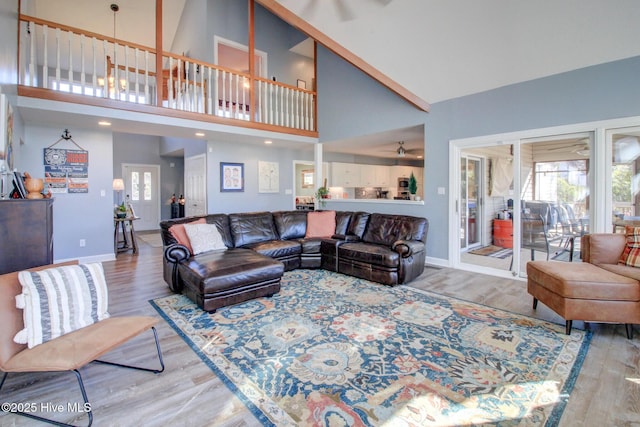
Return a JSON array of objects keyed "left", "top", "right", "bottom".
[
  {"left": 620, "top": 226, "right": 640, "bottom": 267},
  {"left": 14, "top": 263, "right": 110, "bottom": 348}
]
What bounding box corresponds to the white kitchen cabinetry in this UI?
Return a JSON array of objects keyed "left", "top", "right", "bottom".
[
  {"left": 360, "top": 165, "right": 376, "bottom": 187},
  {"left": 331, "top": 163, "right": 415, "bottom": 188},
  {"left": 374, "top": 165, "right": 391, "bottom": 187},
  {"left": 331, "top": 162, "right": 361, "bottom": 187}
]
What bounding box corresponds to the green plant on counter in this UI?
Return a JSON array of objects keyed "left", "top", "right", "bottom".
[
  {"left": 316, "top": 186, "right": 329, "bottom": 208},
  {"left": 409, "top": 172, "right": 418, "bottom": 195}
]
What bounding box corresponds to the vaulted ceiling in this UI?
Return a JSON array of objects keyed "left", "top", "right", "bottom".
[
  {"left": 24, "top": 0, "right": 640, "bottom": 105},
  {"left": 274, "top": 0, "right": 640, "bottom": 103}
]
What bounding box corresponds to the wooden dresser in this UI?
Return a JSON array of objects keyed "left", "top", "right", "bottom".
[{"left": 0, "top": 199, "right": 53, "bottom": 274}]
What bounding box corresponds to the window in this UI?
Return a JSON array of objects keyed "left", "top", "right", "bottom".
[
  {"left": 50, "top": 79, "right": 146, "bottom": 104},
  {"left": 534, "top": 160, "right": 588, "bottom": 218}
]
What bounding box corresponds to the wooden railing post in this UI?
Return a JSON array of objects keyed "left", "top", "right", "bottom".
[
  {"left": 248, "top": 0, "right": 256, "bottom": 122},
  {"left": 155, "top": 0, "right": 164, "bottom": 106}
]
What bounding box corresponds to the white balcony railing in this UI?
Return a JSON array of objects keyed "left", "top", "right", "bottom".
[{"left": 18, "top": 15, "right": 316, "bottom": 133}]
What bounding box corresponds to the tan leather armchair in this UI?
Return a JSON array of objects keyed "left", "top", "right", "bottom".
[
  {"left": 527, "top": 234, "right": 640, "bottom": 339},
  {"left": 0, "top": 261, "right": 165, "bottom": 426}
]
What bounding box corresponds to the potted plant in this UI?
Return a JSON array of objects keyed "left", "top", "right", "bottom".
[
  {"left": 115, "top": 202, "right": 127, "bottom": 218},
  {"left": 408, "top": 172, "right": 418, "bottom": 200},
  {"left": 315, "top": 178, "right": 330, "bottom": 208}
]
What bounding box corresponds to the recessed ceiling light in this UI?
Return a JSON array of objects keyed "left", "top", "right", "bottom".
[
  {"left": 98, "top": 120, "right": 111, "bottom": 126},
  {"left": 195, "top": 132, "right": 205, "bottom": 137},
  {"left": 264, "top": 140, "right": 273, "bottom": 144}
]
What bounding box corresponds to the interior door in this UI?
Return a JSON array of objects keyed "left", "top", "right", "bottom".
[
  {"left": 185, "top": 154, "right": 206, "bottom": 217},
  {"left": 122, "top": 164, "right": 160, "bottom": 231}
]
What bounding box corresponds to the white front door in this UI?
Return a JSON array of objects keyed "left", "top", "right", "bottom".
[
  {"left": 122, "top": 164, "right": 160, "bottom": 231},
  {"left": 185, "top": 154, "right": 206, "bottom": 217}
]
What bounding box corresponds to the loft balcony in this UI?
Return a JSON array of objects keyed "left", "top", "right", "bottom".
[{"left": 17, "top": 14, "right": 318, "bottom": 137}]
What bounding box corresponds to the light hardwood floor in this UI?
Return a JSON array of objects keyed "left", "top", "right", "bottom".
[{"left": 1, "top": 236, "right": 638, "bottom": 426}]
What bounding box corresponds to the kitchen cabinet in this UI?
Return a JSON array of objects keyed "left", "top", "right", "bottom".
[
  {"left": 360, "top": 165, "right": 376, "bottom": 187},
  {"left": 374, "top": 165, "right": 390, "bottom": 187},
  {"left": 331, "top": 162, "right": 361, "bottom": 187},
  {"left": 331, "top": 163, "right": 417, "bottom": 188}
]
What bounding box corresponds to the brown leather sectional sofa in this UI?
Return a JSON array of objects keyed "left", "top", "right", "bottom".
[{"left": 160, "top": 211, "right": 429, "bottom": 311}]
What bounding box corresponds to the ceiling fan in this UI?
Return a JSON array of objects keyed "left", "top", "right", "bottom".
[
  {"left": 545, "top": 139, "right": 590, "bottom": 156},
  {"left": 381, "top": 141, "right": 423, "bottom": 158},
  {"left": 301, "top": 0, "right": 394, "bottom": 22}
]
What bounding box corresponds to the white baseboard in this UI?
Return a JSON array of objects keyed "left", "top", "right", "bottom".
[
  {"left": 425, "top": 256, "right": 449, "bottom": 268},
  {"left": 54, "top": 253, "right": 116, "bottom": 264}
]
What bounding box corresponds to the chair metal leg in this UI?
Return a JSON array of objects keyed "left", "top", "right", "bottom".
[
  {"left": 625, "top": 324, "right": 633, "bottom": 340},
  {"left": 0, "top": 327, "right": 164, "bottom": 426},
  {"left": 0, "top": 369, "right": 93, "bottom": 427},
  {"left": 566, "top": 320, "right": 573, "bottom": 335},
  {"left": 533, "top": 298, "right": 538, "bottom": 309},
  {"left": 94, "top": 326, "right": 165, "bottom": 373}
]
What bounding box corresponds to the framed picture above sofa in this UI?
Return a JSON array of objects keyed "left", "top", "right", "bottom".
[{"left": 220, "top": 162, "right": 244, "bottom": 192}]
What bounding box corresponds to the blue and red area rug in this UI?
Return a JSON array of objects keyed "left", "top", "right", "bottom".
[{"left": 150, "top": 269, "right": 590, "bottom": 426}]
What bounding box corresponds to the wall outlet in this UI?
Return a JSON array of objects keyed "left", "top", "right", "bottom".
[{"left": 79, "top": 239, "right": 86, "bottom": 247}]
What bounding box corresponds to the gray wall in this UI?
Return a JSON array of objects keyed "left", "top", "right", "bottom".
[
  {"left": 20, "top": 125, "right": 114, "bottom": 261},
  {"left": 423, "top": 55, "right": 640, "bottom": 260},
  {"left": 316, "top": 45, "right": 428, "bottom": 142},
  {"left": 316, "top": 42, "right": 640, "bottom": 261},
  {"left": 170, "top": 0, "right": 313, "bottom": 88},
  {"left": 206, "top": 140, "right": 313, "bottom": 213}
]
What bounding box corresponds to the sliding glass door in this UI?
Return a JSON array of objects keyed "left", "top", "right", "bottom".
[
  {"left": 517, "top": 134, "right": 591, "bottom": 277},
  {"left": 457, "top": 146, "right": 512, "bottom": 274},
  {"left": 454, "top": 133, "right": 593, "bottom": 278},
  {"left": 460, "top": 156, "right": 482, "bottom": 251},
  {"left": 609, "top": 127, "right": 640, "bottom": 233}
]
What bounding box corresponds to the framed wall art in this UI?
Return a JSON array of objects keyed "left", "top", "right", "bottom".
[
  {"left": 220, "top": 162, "right": 244, "bottom": 192},
  {"left": 258, "top": 160, "right": 279, "bottom": 193}
]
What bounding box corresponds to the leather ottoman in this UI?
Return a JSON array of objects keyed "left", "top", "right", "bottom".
[
  {"left": 527, "top": 260, "right": 640, "bottom": 336},
  {"left": 179, "top": 248, "right": 284, "bottom": 312}
]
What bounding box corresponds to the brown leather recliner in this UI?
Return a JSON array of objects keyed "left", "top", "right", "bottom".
[{"left": 335, "top": 213, "right": 428, "bottom": 286}]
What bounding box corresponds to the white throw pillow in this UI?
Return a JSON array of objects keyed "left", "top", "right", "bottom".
[
  {"left": 14, "top": 263, "right": 110, "bottom": 348},
  {"left": 184, "top": 223, "right": 227, "bottom": 255}
]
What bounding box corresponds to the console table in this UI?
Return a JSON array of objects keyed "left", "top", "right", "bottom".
[{"left": 114, "top": 216, "right": 139, "bottom": 255}]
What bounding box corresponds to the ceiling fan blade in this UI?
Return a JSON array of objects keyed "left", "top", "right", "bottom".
[
  {"left": 546, "top": 143, "right": 587, "bottom": 151},
  {"left": 300, "top": 0, "right": 318, "bottom": 19},
  {"left": 370, "top": 0, "right": 394, "bottom": 5},
  {"left": 333, "top": 0, "right": 355, "bottom": 21}
]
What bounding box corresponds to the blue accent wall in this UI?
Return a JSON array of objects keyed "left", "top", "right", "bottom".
[
  {"left": 424, "top": 55, "right": 640, "bottom": 259},
  {"left": 316, "top": 45, "right": 428, "bottom": 142},
  {"left": 317, "top": 49, "right": 640, "bottom": 261}
]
